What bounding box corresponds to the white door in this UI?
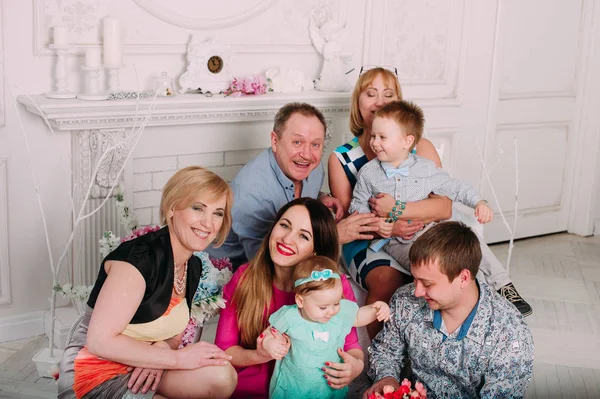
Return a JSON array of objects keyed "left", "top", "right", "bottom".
[
  {"left": 481, "top": 0, "right": 591, "bottom": 242},
  {"left": 362, "top": 0, "right": 596, "bottom": 243}
]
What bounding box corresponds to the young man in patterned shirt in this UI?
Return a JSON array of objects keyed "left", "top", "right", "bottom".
[{"left": 364, "top": 221, "right": 534, "bottom": 399}]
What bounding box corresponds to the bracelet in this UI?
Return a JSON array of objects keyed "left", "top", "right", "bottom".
[{"left": 386, "top": 200, "right": 406, "bottom": 223}]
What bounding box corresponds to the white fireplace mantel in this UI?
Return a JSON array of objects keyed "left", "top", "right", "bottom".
[
  {"left": 17, "top": 91, "right": 351, "bottom": 131},
  {"left": 17, "top": 91, "right": 352, "bottom": 288}
]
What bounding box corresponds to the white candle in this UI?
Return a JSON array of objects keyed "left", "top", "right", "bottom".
[
  {"left": 103, "top": 17, "right": 122, "bottom": 66},
  {"left": 85, "top": 48, "right": 102, "bottom": 68},
  {"left": 53, "top": 26, "right": 68, "bottom": 46}
]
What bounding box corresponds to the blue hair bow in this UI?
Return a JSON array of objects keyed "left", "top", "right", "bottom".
[{"left": 294, "top": 269, "right": 341, "bottom": 287}]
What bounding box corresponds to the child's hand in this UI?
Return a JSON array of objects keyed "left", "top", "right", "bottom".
[
  {"left": 257, "top": 326, "right": 289, "bottom": 361},
  {"left": 475, "top": 201, "right": 494, "bottom": 224},
  {"left": 371, "top": 301, "right": 391, "bottom": 322},
  {"left": 377, "top": 218, "right": 393, "bottom": 239}
]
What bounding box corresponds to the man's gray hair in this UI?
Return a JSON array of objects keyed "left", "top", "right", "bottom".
[{"left": 273, "top": 102, "right": 327, "bottom": 137}]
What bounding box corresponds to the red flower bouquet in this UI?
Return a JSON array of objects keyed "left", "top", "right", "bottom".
[{"left": 369, "top": 378, "right": 427, "bottom": 399}]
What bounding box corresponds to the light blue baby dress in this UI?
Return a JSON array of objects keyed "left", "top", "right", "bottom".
[{"left": 268, "top": 299, "right": 359, "bottom": 399}]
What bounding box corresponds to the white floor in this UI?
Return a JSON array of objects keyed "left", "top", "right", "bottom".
[{"left": 1, "top": 232, "right": 599, "bottom": 399}]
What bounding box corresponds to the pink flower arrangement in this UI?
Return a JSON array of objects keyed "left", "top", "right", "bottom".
[
  {"left": 209, "top": 256, "right": 233, "bottom": 271},
  {"left": 368, "top": 378, "right": 427, "bottom": 399},
  {"left": 178, "top": 316, "right": 198, "bottom": 349},
  {"left": 122, "top": 225, "right": 161, "bottom": 243},
  {"left": 224, "top": 74, "right": 268, "bottom": 97}
]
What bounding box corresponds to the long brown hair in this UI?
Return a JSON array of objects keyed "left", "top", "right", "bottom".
[{"left": 232, "top": 198, "right": 339, "bottom": 348}]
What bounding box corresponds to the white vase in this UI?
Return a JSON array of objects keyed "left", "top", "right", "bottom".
[{"left": 32, "top": 348, "right": 64, "bottom": 378}]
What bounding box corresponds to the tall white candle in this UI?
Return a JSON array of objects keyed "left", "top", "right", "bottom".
[
  {"left": 103, "top": 17, "right": 122, "bottom": 66},
  {"left": 53, "top": 26, "right": 68, "bottom": 46},
  {"left": 85, "top": 48, "right": 102, "bottom": 68}
]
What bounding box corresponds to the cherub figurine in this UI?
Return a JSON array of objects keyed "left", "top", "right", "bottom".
[{"left": 309, "top": 17, "right": 353, "bottom": 92}]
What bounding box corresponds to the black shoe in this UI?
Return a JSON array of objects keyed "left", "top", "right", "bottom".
[{"left": 498, "top": 283, "right": 533, "bottom": 317}]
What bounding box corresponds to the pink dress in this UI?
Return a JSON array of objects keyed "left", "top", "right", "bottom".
[{"left": 215, "top": 264, "right": 361, "bottom": 399}]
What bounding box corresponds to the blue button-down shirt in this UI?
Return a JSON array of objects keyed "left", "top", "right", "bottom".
[
  {"left": 207, "top": 148, "right": 324, "bottom": 268},
  {"left": 368, "top": 281, "right": 534, "bottom": 399}
]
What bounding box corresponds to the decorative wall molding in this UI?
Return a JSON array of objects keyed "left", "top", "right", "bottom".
[
  {"left": 78, "top": 129, "right": 127, "bottom": 200},
  {"left": 372, "top": 0, "right": 467, "bottom": 100},
  {"left": 17, "top": 92, "right": 351, "bottom": 131},
  {"left": 0, "top": 311, "right": 45, "bottom": 343},
  {"left": 497, "top": 0, "right": 584, "bottom": 100},
  {"left": 498, "top": 90, "right": 577, "bottom": 101},
  {"left": 34, "top": 0, "right": 346, "bottom": 56},
  {"left": 133, "top": 0, "right": 280, "bottom": 30},
  {"left": 0, "top": 159, "right": 9, "bottom": 305},
  {"left": 0, "top": 2, "right": 5, "bottom": 127}
]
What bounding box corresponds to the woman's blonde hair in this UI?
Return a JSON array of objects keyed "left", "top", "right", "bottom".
[
  {"left": 232, "top": 198, "right": 339, "bottom": 348},
  {"left": 293, "top": 256, "right": 341, "bottom": 297},
  {"left": 159, "top": 166, "right": 233, "bottom": 247},
  {"left": 349, "top": 68, "right": 403, "bottom": 137}
]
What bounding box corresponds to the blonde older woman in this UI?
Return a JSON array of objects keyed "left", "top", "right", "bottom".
[{"left": 58, "top": 166, "right": 237, "bottom": 399}]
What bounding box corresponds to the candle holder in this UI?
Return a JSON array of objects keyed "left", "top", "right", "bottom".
[
  {"left": 77, "top": 66, "right": 109, "bottom": 101},
  {"left": 105, "top": 64, "right": 125, "bottom": 93},
  {"left": 45, "top": 44, "right": 77, "bottom": 99}
]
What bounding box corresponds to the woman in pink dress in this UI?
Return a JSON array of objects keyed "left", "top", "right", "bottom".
[{"left": 215, "top": 197, "right": 364, "bottom": 399}]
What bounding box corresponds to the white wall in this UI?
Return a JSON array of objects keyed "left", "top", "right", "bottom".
[{"left": 1, "top": 0, "right": 600, "bottom": 339}]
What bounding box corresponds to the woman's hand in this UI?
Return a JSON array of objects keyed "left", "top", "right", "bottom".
[
  {"left": 336, "top": 212, "right": 381, "bottom": 245},
  {"left": 391, "top": 219, "right": 424, "bottom": 241},
  {"left": 368, "top": 193, "right": 395, "bottom": 218},
  {"left": 376, "top": 218, "right": 393, "bottom": 239},
  {"left": 126, "top": 340, "right": 171, "bottom": 393},
  {"left": 319, "top": 194, "right": 345, "bottom": 221},
  {"left": 175, "top": 340, "right": 232, "bottom": 370},
  {"left": 126, "top": 366, "right": 164, "bottom": 394},
  {"left": 323, "top": 348, "right": 364, "bottom": 389}
]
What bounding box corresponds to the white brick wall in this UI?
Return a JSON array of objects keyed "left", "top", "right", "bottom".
[
  {"left": 152, "top": 207, "right": 161, "bottom": 225},
  {"left": 152, "top": 171, "right": 175, "bottom": 190},
  {"left": 224, "top": 148, "right": 266, "bottom": 166},
  {"left": 134, "top": 190, "right": 162, "bottom": 209},
  {"left": 178, "top": 152, "right": 224, "bottom": 169},
  {"left": 131, "top": 148, "right": 272, "bottom": 215},
  {"left": 134, "top": 156, "right": 177, "bottom": 174},
  {"left": 136, "top": 207, "right": 153, "bottom": 226},
  {"left": 133, "top": 173, "right": 152, "bottom": 192}
]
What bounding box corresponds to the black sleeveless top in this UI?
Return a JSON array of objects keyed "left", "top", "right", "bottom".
[{"left": 86, "top": 226, "right": 202, "bottom": 324}]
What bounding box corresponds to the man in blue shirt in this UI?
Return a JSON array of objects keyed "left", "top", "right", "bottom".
[
  {"left": 208, "top": 102, "right": 358, "bottom": 269},
  {"left": 364, "top": 222, "right": 534, "bottom": 399}
]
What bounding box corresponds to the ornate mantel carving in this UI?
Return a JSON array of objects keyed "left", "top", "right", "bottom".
[{"left": 17, "top": 92, "right": 351, "bottom": 131}]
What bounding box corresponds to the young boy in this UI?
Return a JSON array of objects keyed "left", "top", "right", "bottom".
[{"left": 348, "top": 100, "right": 494, "bottom": 269}]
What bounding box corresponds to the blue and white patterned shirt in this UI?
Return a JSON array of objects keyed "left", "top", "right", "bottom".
[{"left": 368, "top": 281, "right": 534, "bottom": 399}]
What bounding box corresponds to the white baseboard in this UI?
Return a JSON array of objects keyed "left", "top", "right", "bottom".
[
  {"left": 44, "top": 306, "right": 80, "bottom": 350},
  {"left": 0, "top": 311, "right": 45, "bottom": 343}
]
